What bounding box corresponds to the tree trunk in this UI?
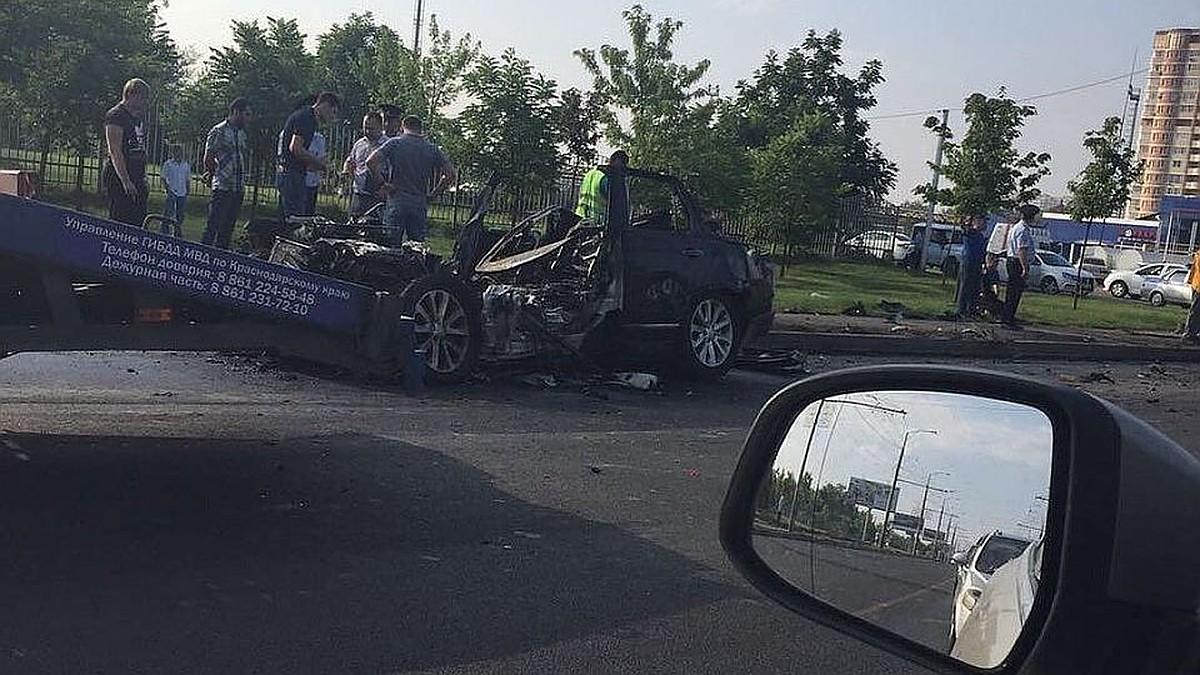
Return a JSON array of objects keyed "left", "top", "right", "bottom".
[
  {"left": 73, "top": 149, "right": 85, "bottom": 210},
  {"left": 38, "top": 130, "right": 52, "bottom": 186}
]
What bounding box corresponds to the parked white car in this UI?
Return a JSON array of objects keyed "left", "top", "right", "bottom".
[
  {"left": 1143, "top": 267, "right": 1194, "bottom": 307},
  {"left": 841, "top": 230, "right": 911, "bottom": 262},
  {"left": 1104, "top": 262, "right": 1187, "bottom": 299},
  {"left": 997, "top": 250, "right": 1097, "bottom": 295},
  {"left": 951, "top": 538, "right": 1043, "bottom": 668},
  {"left": 948, "top": 531, "right": 1032, "bottom": 648}
]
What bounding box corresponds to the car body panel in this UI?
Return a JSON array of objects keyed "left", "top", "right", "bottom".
[{"left": 842, "top": 230, "right": 911, "bottom": 262}]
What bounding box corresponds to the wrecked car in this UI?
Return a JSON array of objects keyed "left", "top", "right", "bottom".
[{"left": 251, "top": 167, "right": 775, "bottom": 383}]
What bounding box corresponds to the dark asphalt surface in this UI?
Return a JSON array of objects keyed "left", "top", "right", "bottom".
[
  {"left": 1, "top": 351, "right": 1197, "bottom": 674},
  {"left": 755, "top": 537, "right": 956, "bottom": 650}
]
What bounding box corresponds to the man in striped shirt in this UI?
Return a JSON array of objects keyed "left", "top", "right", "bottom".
[{"left": 201, "top": 98, "right": 252, "bottom": 249}]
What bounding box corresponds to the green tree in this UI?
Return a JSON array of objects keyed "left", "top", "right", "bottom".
[
  {"left": 1065, "top": 116, "right": 1143, "bottom": 306},
  {"left": 731, "top": 31, "right": 896, "bottom": 201},
  {"left": 575, "top": 5, "right": 747, "bottom": 212},
  {"left": 315, "top": 13, "right": 403, "bottom": 123},
  {"left": 460, "top": 49, "right": 560, "bottom": 218},
  {"left": 0, "top": 0, "right": 183, "bottom": 198},
  {"left": 747, "top": 113, "right": 843, "bottom": 273},
  {"left": 555, "top": 87, "right": 605, "bottom": 168},
  {"left": 915, "top": 90, "right": 1052, "bottom": 218},
  {"left": 373, "top": 14, "right": 480, "bottom": 138}
]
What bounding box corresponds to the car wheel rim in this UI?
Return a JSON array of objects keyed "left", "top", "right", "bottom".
[
  {"left": 689, "top": 299, "right": 734, "bottom": 368},
  {"left": 1111, "top": 282, "right": 1126, "bottom": 297},
  {"left": 1042, "top": 278, "right": 1056, "bottom": 293},
  {"left": 413, "top": 289, "right": 470, "bottom": 374}
]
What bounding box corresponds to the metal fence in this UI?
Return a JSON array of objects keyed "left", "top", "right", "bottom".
[{"left": 1, "top": 110, "right": 929, "bottom": 261}]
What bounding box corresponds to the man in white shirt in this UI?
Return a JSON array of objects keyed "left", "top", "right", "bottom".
[
  {"left": 160, "top": 144, "right": 189, "bottom": 237},
  {"left": 304, "top": 131, "right": 326, "bottom": 215},
  {"left": 1001, "top": 205, "right": 1040, "bottom": 328},
  {"left": 342, "top": 112, "right": 386, "bottom": 216}
]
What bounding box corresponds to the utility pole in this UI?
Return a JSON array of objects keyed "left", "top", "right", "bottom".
[
  {"left": 911, "top": 471, "right": 950, "bottom": 555},
  {"left": 881, "top": 429, "right": 938, "bottom": 547},
  {"left": 413, "top": 0, "right": 426, "bottom": 56},
  {"left": 918, "top": 108, "right": 950, "bottom": 272},
  {"left": 786, "top": 399, "right": 824, "bottom": 532}
]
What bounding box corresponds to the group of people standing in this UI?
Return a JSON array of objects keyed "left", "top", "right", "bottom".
[
  {"left": 953, "top": 204, "right": 1042, "bottom": 329},
  {"left": 101, "top": 79, "right": 456, "bottom": 251}
]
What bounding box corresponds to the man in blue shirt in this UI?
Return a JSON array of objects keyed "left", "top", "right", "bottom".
[
  {"left": 956, "top": 214, "right": 988, "bottom": 319},
  {"left": 276, "top": 92, "right": 340, "bottom": 218},
  {"left": 364, "top": 115, "right": 456, "bottom": 243}
]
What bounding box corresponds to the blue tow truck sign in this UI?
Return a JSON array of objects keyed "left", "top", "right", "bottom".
[{"left": 0, "top": 194, "right": 374, "bottom": 334}]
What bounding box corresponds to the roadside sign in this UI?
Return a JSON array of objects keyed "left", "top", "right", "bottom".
[{"left": 848, "top": 477, "right": 898, "bottom": 511}]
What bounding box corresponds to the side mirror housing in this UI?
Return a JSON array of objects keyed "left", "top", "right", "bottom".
[{"left": 719, "top": 365, "right": 1200, "bottom": 674}]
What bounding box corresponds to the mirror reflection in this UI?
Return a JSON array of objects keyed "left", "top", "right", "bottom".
[{"left": 751, "top": 391, "right": 1052, "bottom": 669}]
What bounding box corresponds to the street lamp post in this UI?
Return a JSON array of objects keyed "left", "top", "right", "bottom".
[
  {"left": 880, "top": 428, "right": 938, "bottom": 548},
  {"left": 912, "top": 470, "right": 951, "bottom": 555}
]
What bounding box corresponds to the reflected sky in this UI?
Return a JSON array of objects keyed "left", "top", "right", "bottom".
[{"left": 774, "top": 391, "right": 1053, "bottom": 550}]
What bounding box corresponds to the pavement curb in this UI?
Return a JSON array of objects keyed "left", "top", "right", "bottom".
[{"left": 761, "top": 331, "right": 1200, "bottom": 363}]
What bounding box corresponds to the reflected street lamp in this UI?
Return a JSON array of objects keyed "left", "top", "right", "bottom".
[
  {"left": 880, "top": 429, "right": 938, "bottom": 547},
  {"left": 912, "top": 470, "right": 951, "bottom": 555}
]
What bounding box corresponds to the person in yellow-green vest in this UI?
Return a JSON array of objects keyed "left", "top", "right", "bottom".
[{"left": 575, "top": 150, "right": 628, "bottom": 224}]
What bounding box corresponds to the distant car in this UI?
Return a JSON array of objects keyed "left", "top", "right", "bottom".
[
  {"left": 908, "top": 222, "right": 962, "bottom": 271},
  {"left": 841, "top": 230, "right": 911, "bottom": 262},
  {"left": 948, "top": 531, "right": 1032, "bottom": 648},
  {"left": 997, "top": 250, "right": 1097, "bottom": 295},
  {"left": 951, "top": 538, "right": 1043, "bottom": 668},
  {"left": 1104, "top": 262, "right": 1187, "bottom": 299},
  {"left": 1143, "top": 267, "right": 1194, "bottom": 308}
]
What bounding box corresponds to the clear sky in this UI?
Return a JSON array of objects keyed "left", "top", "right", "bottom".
[
  {"left": 159, "top": 0, "right": 1200, "bottom": 202},
  {"left": 774, "top": 392, "right": 1054, "bottom": 549}
]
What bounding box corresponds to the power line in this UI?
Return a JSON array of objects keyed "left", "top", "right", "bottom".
[{"left": 866, "top": 67, "right": 1150, "bottom": 121}]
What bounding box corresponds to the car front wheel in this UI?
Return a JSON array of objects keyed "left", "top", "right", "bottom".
[
  {"left": 1108, "top": 280, "right": 1129, "bottom": 298},
  {"left": 678, "top": 295, "right": 739, "bottom": 379},
  {"left": 1149, "top": 291, "right": 1166, "bottom": 307},
  {"left": 1040, "top": 276, "right": 1059, "bottom": 294}
]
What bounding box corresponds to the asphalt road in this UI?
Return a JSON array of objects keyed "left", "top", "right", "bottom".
[
  {"left": 1, "top": 351, "right": 1197, "bottom": 674},
  {"left": 755, "top": 536, "right": 956, "bottom": 650}
]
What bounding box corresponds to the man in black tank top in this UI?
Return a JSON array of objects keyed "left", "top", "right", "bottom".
[{"left": 102, "top": 78, "right": 151, "bottom": 226}]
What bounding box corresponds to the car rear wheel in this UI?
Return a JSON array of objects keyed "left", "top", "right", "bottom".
[
  {"left": 400, "top": 274, "right": 481, "bottom": 384},
  {"left": 1108, "top": 280, "right": 1129, "bottom": 298},
  {"left": 1040, "top": 276, "right": 1059, "bottom": 294},
  {"left": 678, "top": 295, "right": 739, "bottom": 379},
  {"left": 1149, "top": 290, "right": 1166, "bottom": 307}
]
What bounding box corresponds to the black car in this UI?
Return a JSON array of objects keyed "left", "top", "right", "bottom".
[{"left": 263, "top": 167, "right": 774, "bottom": 383}]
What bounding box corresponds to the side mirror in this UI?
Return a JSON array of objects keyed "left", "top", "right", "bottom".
[{"left": 720, "top": 365, "right": 1200, "bottom": 674}]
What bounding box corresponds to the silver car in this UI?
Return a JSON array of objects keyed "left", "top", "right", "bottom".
[
  {"left": 996, "top": 251, "right": 1097, "bottom": 295},
  {"left": 1143, "top": 267, "right": 1194, "bottom": 307},
  {"left": 1103, "top": 262, "right": 1186, "bottom": 299}
]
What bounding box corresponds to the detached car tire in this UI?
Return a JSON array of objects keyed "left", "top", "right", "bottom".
[
  {"left": 400, "top": 274, "right": 482, "bottom": 384},
  {"left": 677, "top": 295, "right": 740, "bottom": 379}
]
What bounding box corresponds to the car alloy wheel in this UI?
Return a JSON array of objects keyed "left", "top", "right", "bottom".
[
  {"left": 1108, "top": 280, "right": 1128, "bottom": 298},
  {"left": 413, "top": 288, "right": 472, "bottom": 376},
  {"left": 1040, "top": 277, "right": 1059, "bottom": 294},
  {"left": 689, "top": 298, "right": 735, "bottom": 369},
  {"left": 1149, "top": 291, "right": 1166, "bottom": 307}
]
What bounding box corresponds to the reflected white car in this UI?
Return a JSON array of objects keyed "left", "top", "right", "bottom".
[
  {"left": 951, "top": 538, "right": 1043, "bottom": 669},
  {"left": 1103, "top": 263, "right": 1186, "bottom": 299},
  {"left": 948, "top": 532, "right": 1032, "bottom": 648}
]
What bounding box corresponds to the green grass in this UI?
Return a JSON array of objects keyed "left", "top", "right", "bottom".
[{"left": 773, "top": 258, "right": 1188, "bottom": 333}]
